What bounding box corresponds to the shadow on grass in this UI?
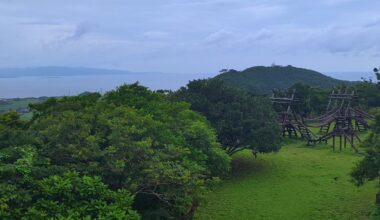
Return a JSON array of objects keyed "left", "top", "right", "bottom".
[{"left": 229, "top": 152, "right": 272, "bottom": 180}]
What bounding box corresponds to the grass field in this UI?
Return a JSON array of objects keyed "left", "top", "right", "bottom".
[{"left": 195, "top": 139, "right": 378, "bottom": 220}]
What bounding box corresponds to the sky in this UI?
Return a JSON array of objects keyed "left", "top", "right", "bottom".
[{"left": 0, "top": 0, "right": 379, "bottom": 74}]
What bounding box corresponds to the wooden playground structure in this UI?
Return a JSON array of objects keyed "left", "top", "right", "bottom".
[{"left": 271, "top": 89, "right": 373, "bottom": 152}]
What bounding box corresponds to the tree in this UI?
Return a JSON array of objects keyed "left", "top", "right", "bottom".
[
  {"left": 374, "top": 67, "right": 380, "bottom": 83},
  {"left": 354, "top": 82, "right": 380, "bottom": 109},
  {"left": 173, "top": 79, "right": 281, "bottom": 156},
  {"left": 0, "top": 111, "right": 139, "bottom": 219},
  {"left": 288, "top": 83, "right": 330, "bottom": 116},
  {"left": 10, "top": 83, "right": 230, "bottom": 219},
  {"left": 0, "top": 111, "right": 30, "bottom": 147},
  {"left": 351, "top": 109, "right": 380, "bottom": 205},
  {"left": 23, "top": 172, "right": 139, "bottom": 219}
]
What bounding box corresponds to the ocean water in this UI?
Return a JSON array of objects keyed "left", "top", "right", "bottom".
[
  {"left": 0, "top": 73, "right": 216, "bottom": 98},
  {"left": 326, "top": 71, "right": 374, "bottom": 81},
  {"left": 0, "top": 71, "right": 375, "bottom": 98}
]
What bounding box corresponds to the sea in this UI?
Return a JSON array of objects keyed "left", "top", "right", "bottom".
[
  {"left": 0, "top": 72, "right": 216, "bottom": 98},
  {"left": 0, "top": 71, "right": 374, "bottom": 98}
]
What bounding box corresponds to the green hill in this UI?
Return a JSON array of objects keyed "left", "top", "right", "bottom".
[{"left": 215, "top": 65, "right": 347, "bottom": 94}]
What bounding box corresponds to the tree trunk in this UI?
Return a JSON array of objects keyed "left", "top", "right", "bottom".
[{"left": 184, "top": 199, "right": 198, "bottom": 220}]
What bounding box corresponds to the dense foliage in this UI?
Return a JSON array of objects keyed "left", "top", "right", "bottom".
[
  {"left": 351, "top": 69, "right": 380, "bottom": 215},
  {"left": 215, "top": 65, "right": 346, "bottom": 94},
  {"left": 173, "top": 79, "right": 281, "bottom": 156},
  {"left": 287, "top": 83, "right": 330, "bottom": 116},
  {"left": 351, "top": 109, "right": 380, "bottom": 218},
  {"left": 0, "top": 111, "right": 139, "bottom": 219},
  {"left": 0, "top": 84, "right": 230, "bottom": 219},
  {"left": 351, "top": 109, "right": 380, "bottom": 186},
  {"left": 355, "top": 81, "right": 380, "bottom": 109},
  {"left": 288, "top": 80, "right": 380, "bottom": 116}
]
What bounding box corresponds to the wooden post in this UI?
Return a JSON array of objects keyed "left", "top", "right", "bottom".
[
  {"left": 333, "top": 136, "right": 335, "bottom": 151},
  {"left": 339, "top": 135, "right": 342, "bottom": 151},
  {"left": 344, "top": 136, "right": 347, "bottom": 148},
  {"left": 355, "top": 120, "right": 358, "bottom": 131}
]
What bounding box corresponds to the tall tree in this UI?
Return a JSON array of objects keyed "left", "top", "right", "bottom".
[{"left": 173, "top": 79, "right": 281, "bottom": 156}]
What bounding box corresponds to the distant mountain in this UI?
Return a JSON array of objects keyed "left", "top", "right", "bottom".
[
  {"left": 215, "top": 65, "right": 349, "bottom": 94},
  {"left": 0, "top": 66, "right": 135, "bottom": 78}
]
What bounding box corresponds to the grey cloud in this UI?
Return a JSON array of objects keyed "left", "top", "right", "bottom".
[
  {"left": 252, "top": 29, "right": 273, "bottom": 41},
  {"left": 142, "top": 31, "right": 169, "bottom": 39},
  {"left": 321, "top": 0, "right": 358, "bottom": 6},
  {"left": 164, "top": 0, "right": 237, "bottom": 9},
  {"left": 19, "top": 21, "right": 62, "bottom": 26},
  {"left": 237, "top": 4, "right": 286, "bottom": 18},
  {"left": 203, "top": 30, "right": 235, "bottom": 45},
  {"left": 317, "top": 26, "right": 380, "bottom": 55},
  {"left": 364, "top": 17, "right": 380, "bottom": 28},
  {"left": 0, "top": 0, "right": 380, "bottom": 73},
  {"left": 64, "top": 22, "right": 98, "bottom": 41}
]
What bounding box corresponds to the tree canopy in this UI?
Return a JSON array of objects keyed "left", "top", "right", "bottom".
[
  {"left": 351, "top": 69, "right": 380, "bottom": 213},
  {"left": 351, "top": 70, "right": 380, "bottom": 183},
  {"left": 351, "top": 109, "right": 380, "bottom": 186},
  {"left": 173, "top": 79, "right": 282, "bottom": 156},
  {"left": 374, "top": 67, "right": 380, "bottom": 83},
  {"left": 0, "top": 83, "right": 230, "bottom": 219},
  {"left": 287, "top": 83, "right": 330, "bottom": 116}
]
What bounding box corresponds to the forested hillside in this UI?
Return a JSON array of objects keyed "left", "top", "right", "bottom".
[{"left": 215, "top": 65, "right": 347, "bottom": 94}]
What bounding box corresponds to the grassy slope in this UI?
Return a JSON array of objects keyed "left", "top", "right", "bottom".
[{"left": 195, "top": 139, "right": 377, "bottom": 220}]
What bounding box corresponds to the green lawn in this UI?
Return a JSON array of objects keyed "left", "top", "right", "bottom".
[{"left": 195, "top": 139, "right": 377, "bottom": 220}]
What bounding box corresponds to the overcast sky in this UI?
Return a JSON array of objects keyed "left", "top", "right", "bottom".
[{"left": 0, "top": 0, "right": 379, "bottom": 73}]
